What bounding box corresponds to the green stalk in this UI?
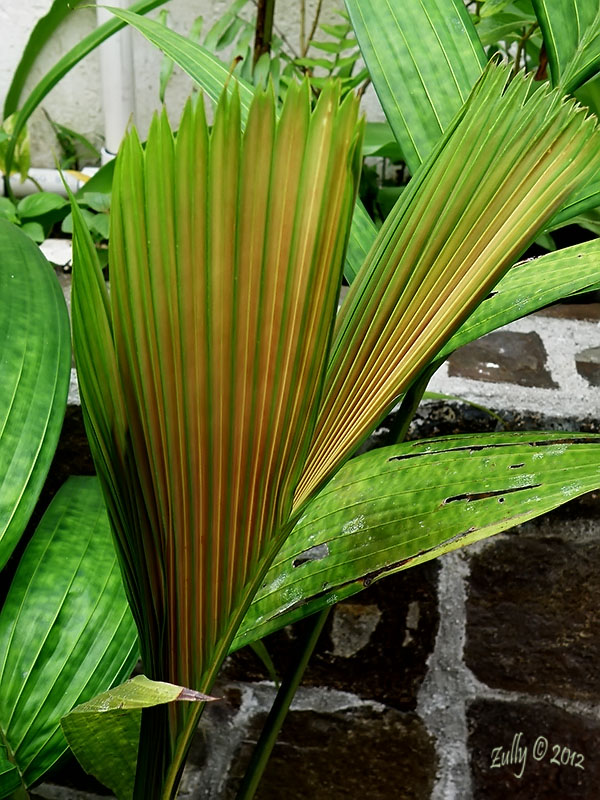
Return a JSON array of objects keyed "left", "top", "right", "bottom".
[
  {"left": 390, "top": 362, "right": 440, "bottom": 444},
  {"left": 134, "top": 530, "right": 300, "bottom": 799},
  {"left": 234, "top": 607, "right": 331, "bottom": 800}
]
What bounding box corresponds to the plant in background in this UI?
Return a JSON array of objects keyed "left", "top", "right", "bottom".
[
  {"left": 0, "top": 116, "right": 30, "bottom": 184},
  {"left": 0, "top": 0, "right": 167, "bottom": 248},
  {"left": 157, "top": 0, "right": 366, "bottom": 104},
  {"left": 1, "top": 0, "right": 169, "bottom": 191},
  {"left": 41, "top": 109, "right": 101, "bottom": 171}
]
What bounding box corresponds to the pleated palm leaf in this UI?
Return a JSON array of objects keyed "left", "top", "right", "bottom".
[
  {"left": 71, "top": 80, "right": 363, "bottom": 797},
  {"left": 71, "top": 64, "right": 600, "bottom": 798}
]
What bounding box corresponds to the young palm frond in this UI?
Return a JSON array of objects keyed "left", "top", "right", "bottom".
[{"left": 71, "top": 81, "right": 363, "bottom": 796}]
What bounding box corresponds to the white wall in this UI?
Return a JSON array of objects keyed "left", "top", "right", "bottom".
[{"left": 0, "top": 0, "right": 381, "bottom": 166}]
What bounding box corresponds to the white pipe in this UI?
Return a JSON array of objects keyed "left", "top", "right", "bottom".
[
  {"left": 96, "top": 0, "right": 136, "bottom": 161},
  {"left": 0, "top": 167, "right": 98, "bottom": 198}
]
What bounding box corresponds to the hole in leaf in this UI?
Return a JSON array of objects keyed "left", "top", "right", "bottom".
[{"left": 293, "top": 543, "right": 330, "bottom": 568}]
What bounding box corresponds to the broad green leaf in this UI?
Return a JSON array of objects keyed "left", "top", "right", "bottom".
[
  {"left": 75, "top": 159, "right": 115, "bottom": 197},
  {"left": 344, "top": 199, "right": 377, "bottom": 283},
  {"left": 362, "top": 121, "right": 403, "bottom": 159},
  {"left": 80, "top": 191, "right": 111, "bottom": 213},
  {"left": 0, "top": 220, "right": 70, "bottom": 568},
  {"left": 560, "top": 209, "right": 600, "bottom": 237},
  {"left": 0, "top": 746, "right": 20, "bottom": 799},
  {"left": 0, "top": 477, "right": 139, "bottom": 789},
  {"left": 480, "top": 0, "right": 516, "bottom": 18},
  {"left": 17, "top": 192, "right": 67, "bottom": 218},
  {"left": 62, "top": 675, "right": 214, "bottom": 800},
  {"left": 532, "top": 0, "right": 600, "bottom": 92},
  {"left": 20, "top": 221, "right": 45, "bottom": 243},
  {"left": 90, "top": 213, "right": 110, "bottom": 240},
  {"left": 61, "top": 207, "right": 96, "bottom": 235},
  {"left": 344, "top": 0, "right": 486, "bottom": 172},
  {"left": 0, "top": 199, "right": 17, "bottom": 224},
  {"left": 295, "top": 64, "right": 600, "bottom": 506},
  {"left": 235, "top": 432, "right": 600, "bottom": 648},
  {"left": 576, "top": 72, "right": 600, "bottom": 117},
  {"left": 476, "top": 8, "right": 538, "bottom": 47},
  {"left": 2, "top": 0, "right": 85, "bottom": 117},
  {"left": 2, "top": 0, "right": 168, "bottom": 177},
  {"left": 437, "top": 239, "right": 600, "bottom": 360},
  {"left": 549, "top": 176, "right": 600, "bottom": 227}
]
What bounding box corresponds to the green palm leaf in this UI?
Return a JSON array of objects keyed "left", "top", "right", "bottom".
[
  {"left": 69, "top": 41, "right": 600, "bottom": 800},
  {"left": 295, "top": 64, "right": 600, "bottom": 506},
  {"left": 71, "top": 81, "right": 363, "bottom": 795},
  {"left": 104, "top": 5, "right": 368, "bottom": 286},
  {"left": 344, "top": 0, "right": 486, "bottom": 172},
  {"left": 236, "top": 433, "right": 600, "bottom": 648},
  {"left": 532, "top": 0, "right": 600, "bottom": 93},
  {"left": 438, "top": 239, "right": 600, "bottom": 360}
]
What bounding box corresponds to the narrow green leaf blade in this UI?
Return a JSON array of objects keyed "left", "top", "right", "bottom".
[
  {"left": 235, "top": 433, "right": 600, "bottom": 648},
  {"left": 106, "top": 7, "right": 256, "bottom": 119},
  {"left": 344, "top": 0, "right": 486, "bottom": 172},
  {"left": 61, "top": 675, "right": 215, "bottom": 800},
  {"left": 3, "top": 0, "right": 168, "bottom": 175},
  {"left": 0, "top": 220, "right": 70, "bottom": 568},
  {"left": 3, "top": 0, "right": 85, "bottom": 117},
  {"left": 532, "top": 0, "right": 600, "bottom": 93},
  {"left": 0, "top": 477, "right": 139, "bottom": 788},
  {"left": 437, "top": 239, "right": 600, "bottom": 360}
]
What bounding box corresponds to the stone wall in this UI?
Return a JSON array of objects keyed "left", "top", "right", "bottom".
[{"left": 32, "top": 259, "right": 600, "bottom": 799}]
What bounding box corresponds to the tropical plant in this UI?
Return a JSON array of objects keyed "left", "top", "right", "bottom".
[
  {"left": 3, "top": 0, "right": 600, "bottom": 796},
  {"left": 59, "top": 0, "right": 600, "bottom": 786}
]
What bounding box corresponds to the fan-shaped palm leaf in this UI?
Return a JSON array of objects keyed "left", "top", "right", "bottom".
[{"left": 72, "top": 81, "right": 362, "bottom": 796}]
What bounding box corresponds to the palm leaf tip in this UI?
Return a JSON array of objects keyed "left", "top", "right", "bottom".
[
  {"left": 294, "top": 62, "right": 600, "bottom": 508},
  {"left": 71, "top": 79, "right": 363, "bottom": 696}
]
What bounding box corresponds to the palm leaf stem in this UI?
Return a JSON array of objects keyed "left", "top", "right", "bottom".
[{"left": 234, "top": 608, "right": 331, "bottom": 800}]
